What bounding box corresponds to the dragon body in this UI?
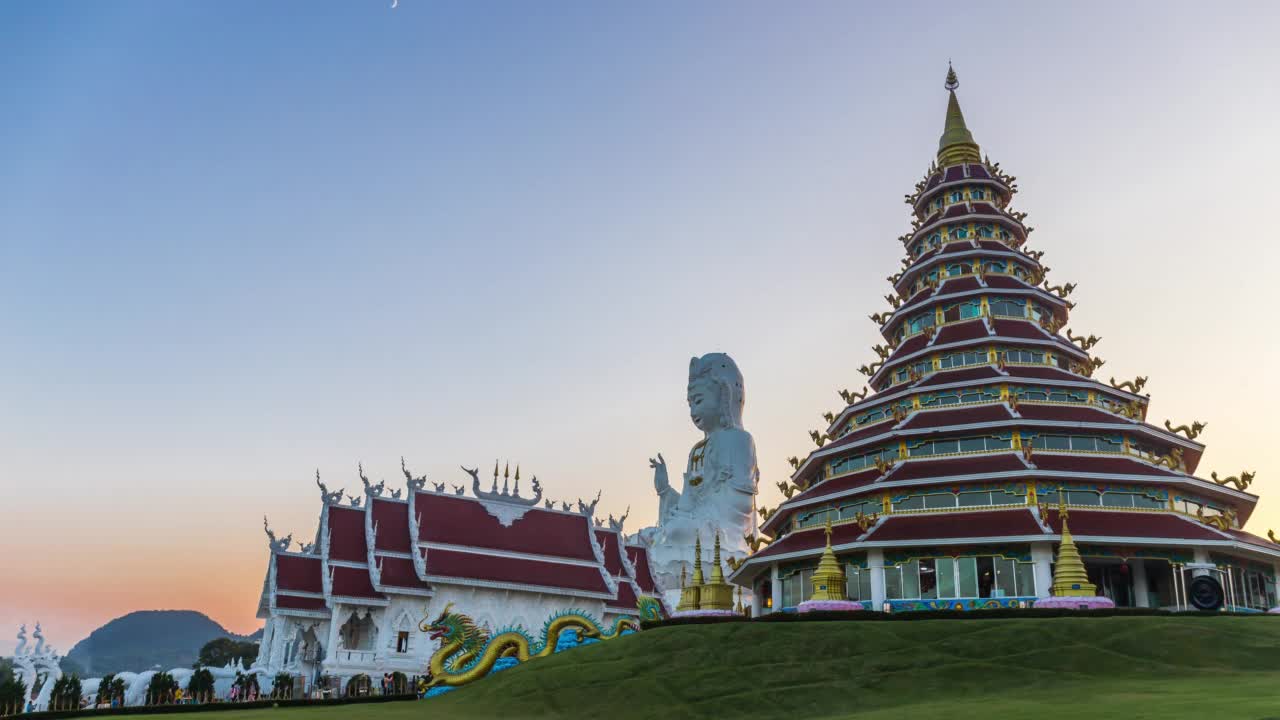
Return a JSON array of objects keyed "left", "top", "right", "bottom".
[{"left": 422, "top": 604, "right": 637, "bottom": 689}]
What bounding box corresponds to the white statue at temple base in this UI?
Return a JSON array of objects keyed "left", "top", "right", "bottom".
[{"left": 633, "top": 353, "right": 759, "bottom": 606}]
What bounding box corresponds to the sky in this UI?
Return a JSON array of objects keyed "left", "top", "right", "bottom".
[{"left": 3, "top": 1, "right": 1280, "bottom": 652}]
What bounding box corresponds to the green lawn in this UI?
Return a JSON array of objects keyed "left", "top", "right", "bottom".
[{"left": 150, "top": 617, "right": 1280, "bottom": 720}]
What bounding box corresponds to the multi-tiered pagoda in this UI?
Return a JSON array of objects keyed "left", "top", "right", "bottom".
[{"left": 730, "top": 67, "right": 1278, "bottom": 614}]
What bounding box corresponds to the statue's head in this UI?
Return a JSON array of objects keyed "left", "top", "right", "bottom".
[{"left": 687, "top": 353, "right": 745, "bottom": 433}]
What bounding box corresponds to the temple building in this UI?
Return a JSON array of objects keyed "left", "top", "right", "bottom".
[
  {"left": 252, "top": 461, "right": 657, "bottom": 687},
  {"left": 731, "top": 67, "right": 1279, "bottom": 614}
]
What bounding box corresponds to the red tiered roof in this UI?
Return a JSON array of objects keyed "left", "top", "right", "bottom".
[
  {"left": 417, "top": 493, "right": 597, "bottom": 561},
  {"left": 423, "top": 548, "right": 610, "bottom": 595},
  {"left": 1043, "top": 509, "right": 1226, "bottom": 541},
  {"left": 276, "top": 554, "right": 323, "bottom": 594},
  {"left": 824, "top": 421, "right": 895, "bottom": 451},
  {"left": 1006, "top": 366, "right": 1081, "bottom": 383},
  {"left": 1029, "top": 454, "right": 1179, "bottom": 477},
  {"left": 595, "top": 530, "right": 626, "bottom": 577},
  {"left": 370, "top": 498, "right": 411, "bottom": 553},
  {"left": 863, "top": 509, "right": 1044, "bottom": 542},
  {"left": 376, "top": 555, "right": 431, "bottom": 592},
  {"left": 750, "top": 522, "right": 870, "bottom": 561},
  {"left": 330, "top": 565, "right": 385, "bottom": 600},
  {"left": 275, "top": 595, "right": 327, "bottom": 611},
  {"left": 792, "top": 468, "right": 881, "bottom": 503},
  {"left": 991, "top": 318, "right": 1049, "bottom": 340},
  {"left": 900, "top": 404, "right": 1012, "bottom": 430},
  {"left": 327, "top": 506, "right": 369, "bottom": 563},
  {"left": 932, "top": 320, "right": 990, "bottom": 346},
  {"left": 914, "top": 366, "right": 1003, "bottom": 388},
  {"left": 940, "top": 276, "right": 981, "bottom": 294},
  {"left": 607, "top": 581, "right": 639, "bottom": 610},
  {"left": 625, "top": 546, "right": 659, "bottom": 593},
  {"left": 982, "top": 276, "right": 1025, "bottom": 290},
  {"left": 889, "top": 453, "right": 1028, "bottom": 482},
  {"left": 1015, "top": 404, "right": 1121, "bottom": 425}
]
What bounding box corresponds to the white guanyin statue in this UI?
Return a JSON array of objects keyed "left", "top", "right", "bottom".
[{"left": 634, "top": 353, "right": 759, "bottom": 605}]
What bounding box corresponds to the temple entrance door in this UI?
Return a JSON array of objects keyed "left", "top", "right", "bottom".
[{"left": 1095, "top": 563, "right": 1133, "bottom": 607}]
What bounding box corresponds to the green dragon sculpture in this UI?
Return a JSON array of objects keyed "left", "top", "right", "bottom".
[{"left": 421, "top": 603, "right": 639, "bottom": 689}]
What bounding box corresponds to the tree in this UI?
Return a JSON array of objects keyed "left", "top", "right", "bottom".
[
  {"left": 270, "top": 672, "right": 293, "bottom": 699},
  {"left": 0, "top": 660, "right": 26, "bottom": 714},
  {"left": 346, "top": 674, "right": 371, "bottom": 697},
  {"left": 146, "top": 672, "right": 178, "bottom": 704},
  {"left": 232, "top": 671, "right": 259, "bottom": 700},
  {"left": 95, "top": 674, "right": 125, "bottom": 707},
  {"left": 49, "top": 675, "right": 83, "bottom": 711},
  {"left": 187, "top": 668, "right": 215, "bottom": 700},
  {"left": 197, "top": 637, "right": 259, "bottom": 669}
]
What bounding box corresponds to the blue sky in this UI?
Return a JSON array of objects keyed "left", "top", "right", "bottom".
[{"left": 3, "top": 1, "right": 1279, "bottom": 648}]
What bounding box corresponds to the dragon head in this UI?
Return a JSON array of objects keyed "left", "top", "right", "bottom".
[{"left": 421, "top": 602, "right": 487, "bottom": 648}]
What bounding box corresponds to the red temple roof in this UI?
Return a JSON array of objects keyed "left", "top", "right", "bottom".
[
  {"left": 899, "top": 404, "right": 1013, "bottom": 430},
  {"left": 890, "top": 453, "right": 1028, "bottom": 482},
  {"left": 595, "top": 530, "right": 626, "bottom": 577},
  {"left": 863, "top": 509, "right": 1044, "bottom": 542},
  {"left": 1029, "top": 453, "right": 1179, "bottom": 477},
  {"left": 423, "top": 548, "right": 610, "bottom": 595},
  {"left": 1043, "top": 509, "right": 1226, "bottom": 541},
  {"left": 991, "top": 318, "right": 1050, "bottom": 340},
  {"left": 750, "top": 522, "right": 870, "bottom": 561},
  {"left": 326, "top": 506, "right": 369, "bottom": 563},
  {"left": 275, "top": 554, "right": 323, "bottom": 594},
  {"left": 914, "top": 365, "right": 1003, "bottom": 388},
  {"left": 370, "top": 498, "right": 412, "bottom": 553},
  {"left": 417, "top": 493, "right": 597, "bottom": 561},
  {"left": 607, "top": 581, "right": 639, "bottom": 610},
  {"left": 1015, "top": 404, "right": 1125, "bottom": 425},
  {"left": 329, "top": 565, "right": 385, "bottom": 600},
  {"left": 625, "top": 546, "right": 658, "bottom": 593},
  {"left": 375, "top": 555, "right": 431, "bottom": 592},
  {"left": 275, "top": 595, "right": 327, "bottom": 611},
  {"left": 932, "top": 320, "right": 991, "bottom": 346}
]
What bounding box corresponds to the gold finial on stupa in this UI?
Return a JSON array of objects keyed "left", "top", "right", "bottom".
[
  {"left": 809, "top": 519, "right": 848, "bottom": 602},
  {"left": 676, "top": 562, "right": 699, "bottom": 612},
  {"left": 691, "top": 533, "right": 705, "bottom": 586},
  {"left": 1050, "top": 489, "right": 1098, "bottom": 597},
  {"left": 710, "top": 533, "right": 726, "bottom": 584},
  {"left": 938, "top": 63, "right": 981, "bottom": 167}
]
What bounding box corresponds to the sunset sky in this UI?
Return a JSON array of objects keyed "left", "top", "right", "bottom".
[{"left": 3, "top": 1, "right": 1280, "bottom": 652}]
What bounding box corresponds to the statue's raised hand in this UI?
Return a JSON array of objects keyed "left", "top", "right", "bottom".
[{"left": 650, "top": 453, "right": 670, "bottom": 493}]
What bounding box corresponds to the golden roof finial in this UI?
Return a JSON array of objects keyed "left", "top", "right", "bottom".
[
  {"left": 493, "top": 460, "right": 499, "bottom": 479},
  {"left": 710, "top": 533, "right": 727, "bottom": 584},
  {"left": 938, "top": 62, "right": 981, "bottom": 167},
  {"left": 691, "top": 533, "right": 705, "bottom": 586}
]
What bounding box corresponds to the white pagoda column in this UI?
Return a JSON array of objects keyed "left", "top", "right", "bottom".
[
  {"left": 751, "top": 578, "right": 763, "bottom": 616},
  {"left": 769, "top": 563, "right": 782, "bottom": 614},
  {"left": 1131, "top": 560, "right": 1150, "bottom": 608},
  {"left": 1030, "top": 542, "right": 1054, "bottom": 598},
  {"left": 868, "top": 548, "right": 887, "bottom": 611}
]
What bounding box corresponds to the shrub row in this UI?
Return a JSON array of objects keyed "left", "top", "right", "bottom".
[
  {"left": 17, "top": 693, "right": 417, "bottom": 720},
  {"left": 640, "top": 606, "right": 1272, "bottom": 630}
]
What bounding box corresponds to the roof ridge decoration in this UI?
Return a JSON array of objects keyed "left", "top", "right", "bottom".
[
  {"left": 315, "top": 470, "right": 344, "bottom": 505},
  {"left": 357, "top": 462, "right": 387, "bottom": 498},
  {"left": 463, "top": 462, "right": 544, "bottom": 507},
  {"left": 938, "top": 63, "right": 981, "bottom": 167},
  {"left": 263, "top": 516, "right": 292, "bottom": 553}
]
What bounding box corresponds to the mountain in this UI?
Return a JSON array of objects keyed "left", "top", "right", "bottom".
[{"left": 66, "top": 610, "right": 260, "bottom": 676}]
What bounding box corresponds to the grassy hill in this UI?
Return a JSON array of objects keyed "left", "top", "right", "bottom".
[{"left": 147, "top": 616, "right": 1280, "bottom": 720}]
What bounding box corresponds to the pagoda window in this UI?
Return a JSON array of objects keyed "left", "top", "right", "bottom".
[
  {"left": 827, "top": 446, "right": 898, "bottom": 477},
  {"left": 907, "top": 433, "right": 1011, "bottom": 457},
  {"left": 1002, "top": 349, "right": 1044, "bottom": 365},
  {"left": 958, "top": 557, "right": 980, "bottom": 597},
  {"left": 938, "top": 349, "right": 986, "bottom": 370},
  {"left": 796, "top": 507, "right": 836, "bottom": 529},
  {"left": 1065, "top": 490, "right": 1102, "bottom": 506},
  {"left": 977, "top": 223, "right": 994, "bottom": 236},
  {"left": 781, "top": 568, "right": 813, "bottom": 608},
  {"left": 1012, "top": 265, "right": 1027, "bottom": 279},
  {"left": 930, "top": 232, "right": 942, "bottom": 245},
  {"left": 945, "top": 262, "right": 972, "bottom": 276},
  {"left": 972, "top": 189, "right": 987, "bottom": 201},
  {"left": 919, "top": 558, "right": 939, "bottom": 598},
  {"left": 950, "top": 190, "right": 964, "bottom": 203},
  {"left": 923, "top": 493, "right": 958, "bottom": 510},
  {"left": 935, "top": 557, "right": 956, "bottom": 598},
  {"left": 989, "top": 297, "right": 1026, "bottom": 318},
  {"left": 845, "top": 564, "right": 873, "bottom": 602},
  {"left": 951, "top": 225, "right": 970, "bottom": 240},
  {"left": 958, "top": 489, "right": 1023, "bottom": 507},
  {"left": 838, "top": 500, "right": 880, "bottom": 521},
  {"left": 893, "top": 495, "right": 925, "bottom": 511},
  {"left": 984, "top": 260, "right": 1008, "bottom": 273},
  {"left": 1102, "top": 491, "right": 1165, "bottom": 509},
  {"left": 887, "top": 555, "right": 1034, "bottom": 600},
  {"left": 907, "top": 312, "right": 935, "bottom": 335}
]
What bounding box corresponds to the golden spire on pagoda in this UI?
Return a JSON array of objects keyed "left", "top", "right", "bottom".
[
  {"left": 938, "top": 62, "right": 982, "bottom": 167},
  {"left": 690, "top": 533, "right": 705, "bottom": 586},
  {"left": 710, "top": 533, "right": 726, "bottom": 584},
  {"left": 1050, "top": 494, "right": 1098, "bottom": 597},
  {"left": 676, "top": 562, "right": 698, "bottom": 612},
  {"left": 808, "top": 519, "right": 849, "bottom": 602}
]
